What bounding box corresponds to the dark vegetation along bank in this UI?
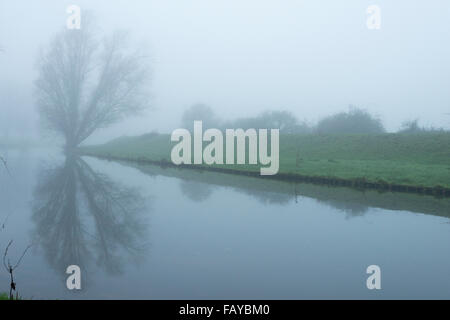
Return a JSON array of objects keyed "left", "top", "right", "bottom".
[{"left": 80, "top": 131, "right": 450, "bottom": 197}]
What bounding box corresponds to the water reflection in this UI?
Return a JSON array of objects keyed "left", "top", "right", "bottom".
[
  {"left": 179, "top": 180, "right": 215, "bottom": 202},
  {"left": 243, "top": 188, "right": 292, "bottom": 205},
  {"left": 3, "top": 152, "right": 450, "bottom": 299},
  {"left": 317, "top": 199, "right": 369, "bottom": 218},
  {"left": 179, "top": 178, "right": 292, "bottom": 205},
  {"left": 32, "top": 156, "right": 149, "bottom": 278},
  {"left": 126, "top": 161, "right": 450, "bottom": 219}
]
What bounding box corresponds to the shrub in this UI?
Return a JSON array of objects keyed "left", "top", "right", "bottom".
[{"left": 316, "top": 106, "right": 385, "bottom": 134}]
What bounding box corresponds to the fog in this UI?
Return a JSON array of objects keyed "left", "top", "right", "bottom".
[{"left": 1, "top": 0, "right": 449, "bottom": 144}]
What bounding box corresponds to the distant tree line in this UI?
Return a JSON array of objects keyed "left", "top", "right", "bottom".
[
  {"left": 181, "top": 104, "right": 448, "bottom": 134},
  {"left": 181, "top": 103, "right": 310, "bottom": 134},
  {"left": 181, "top": 104, "right": 381, "bottom": 134},
  {"left": 315, "top": 106, "right": 384, "bottom": 134},
  {"left": 398, "top": 119, "right": 446, "bottom": 134}
]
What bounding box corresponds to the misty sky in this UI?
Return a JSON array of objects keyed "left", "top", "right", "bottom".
[{"left": 1, "top": 0, "right": 449, "bottom": 144}]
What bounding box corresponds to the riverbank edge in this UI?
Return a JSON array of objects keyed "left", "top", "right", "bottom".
[{"left": 80, "top": 151, "right": 450, "bottom": 198}]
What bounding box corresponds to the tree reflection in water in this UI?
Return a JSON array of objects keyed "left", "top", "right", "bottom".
[
  {"left": 32, "top": 156, "right": 149, "bottom": 279},
  {"left": 179, "top": 180, "right": 215, "bottom": 203}
]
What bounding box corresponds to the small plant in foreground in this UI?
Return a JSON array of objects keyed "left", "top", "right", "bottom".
[{"left": 3, "top": 240, "right": 32, "bottom": 300}]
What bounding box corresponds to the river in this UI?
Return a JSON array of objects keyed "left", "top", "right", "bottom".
[{"left": 1, "top": 148, "right": 450, "bottom": 299}]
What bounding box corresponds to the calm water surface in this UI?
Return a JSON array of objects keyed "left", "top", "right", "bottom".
[{"left": 1, "top": 148, "right": 450, "bottom": 299}]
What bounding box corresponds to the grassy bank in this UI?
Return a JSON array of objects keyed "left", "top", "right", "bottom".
[{"left": 80, "top": 132, "right": 450, "bottom": 195}]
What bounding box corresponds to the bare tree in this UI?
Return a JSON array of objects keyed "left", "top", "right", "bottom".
[
  {"left": 34, "top": 20, "right": 151, "bottom": 151},
  {"left": 3, "top": 240, "right": 32, "bottom": 299},
  {"left": 181, "top": 103, "right": 221, "bottom": 131}
]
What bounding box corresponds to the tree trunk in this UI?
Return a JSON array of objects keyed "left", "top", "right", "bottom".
[{"left": 65, "top": 136, "right": 78, "bottom": 155}]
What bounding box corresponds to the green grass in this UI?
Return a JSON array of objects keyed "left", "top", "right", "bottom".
[
  {"left": 80, "top": 132, "right": 450, "bottom": 192},
  {"left": 0, "top": 293, "right": 21, "bottom": 300}
]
